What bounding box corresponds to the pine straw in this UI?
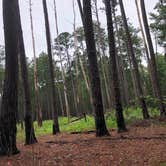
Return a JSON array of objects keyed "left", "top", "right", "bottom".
[{"left": 0, "top": 121, "right": 166, "bottom": 166}]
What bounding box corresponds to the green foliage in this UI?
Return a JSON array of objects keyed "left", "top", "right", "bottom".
[
  {"left": 17, "top": 108, "right": 160, "bottom": 141},
  {"left": 145, "top": 95, "right": 159, "bottom": 108},
  {"left": 0, "top": 45, "right": 5, "bottom": 67},
  {"left": 17, "top": 117, "right": 95, "bottom": 141},
  {"left": 150, "top": 0, "right": 166, "bottom": 46},
  {"left": 156, "top": 55, "right": 166, "bottom": 95},
  {"left": 123, "top": 107, "right": 159, "bottom": 124}
]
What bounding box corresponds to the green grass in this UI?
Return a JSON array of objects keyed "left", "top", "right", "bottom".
[
  {"left": 17, "top": 116, "right": 96, "bottom": 141},
  {"left": 17, "top": 107, "right": 160, "bottom": 141},
  {"left": 160, "top": 162, "right": 166, "bottom": 166}
]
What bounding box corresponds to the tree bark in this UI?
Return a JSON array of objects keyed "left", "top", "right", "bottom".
[
  {"left": 140, "top": 0, "right": 166, "bottom": 118},
  {"left": 42, "top": 0, "right": 60, "bottom": 134},
  {"left": 83, "top": 0, "right": 109, "bottom": 136},
  {"left": 77, "top": 2, "right": 94, "bottom": 112},
  {"left": 93, "top": 0, "right": 112, "bottom": 110},
  {"left": 119, "top": 0, "right": 150, "bottom": 119},
  {"left": 0, "top": 0, "right": 20, "bottom": 155},
  {"left": 104, "top": 0, "right": 127, "bottom": 132},
  {"left": 73, "top": 0, "right": 81, "bottom": 116},
  {"left": 135, "top": 0, "right": 156, "bottom": 97},
  {"left": 77, "top": 0, "right": 84, "bottom": 25},
  {"left": 16, "top": 0, "right": 37, "bottom": 145},
  {"left": 112, "top": 5, "right": 130, "bottom": 107}
]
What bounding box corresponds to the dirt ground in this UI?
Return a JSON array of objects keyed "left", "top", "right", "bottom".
[{"left": 0, "top": 120, "right": 166, "bottom": 166}]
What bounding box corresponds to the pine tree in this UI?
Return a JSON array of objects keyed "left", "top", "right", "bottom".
[
  {"left": 42, "top": 0, "right": 60, "bottom": 134},
  {"left": 104, "top": 0, "right": 127, "bottom": 132},
  {"left": 83, "top": 0, "right": 109, "bottom": 136}
]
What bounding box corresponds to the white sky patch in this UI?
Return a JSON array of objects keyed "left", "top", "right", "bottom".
[{"left": 0, "top": 0, "right": 162, "bottom": 59}]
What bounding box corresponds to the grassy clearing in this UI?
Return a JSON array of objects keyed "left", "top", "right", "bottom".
[{"left": 17, "top": 107, "right": 160, "bottom": 141}]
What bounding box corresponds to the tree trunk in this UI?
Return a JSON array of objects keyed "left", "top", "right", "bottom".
[
  {"left": 140, "top": 0, "right": 166, "bottom": 118},
  {"left": 93, "top": 0, "right": 112, "bottom": 110},
  {"left": 83, "top": 0, "right": 109, "bottom": 136},
  {"left": 73, "top": 0, "right": 81, "bottom": 116},
  {"left": 77, "top": 0, "right": 84, "bottom": 24},
  {"left": 104, "top": 0, "right": 127, "bottom": 132},
  {"left": 112, "top": 6, "right": 130, "bottom": 106},
  {"left": 0, "top": 0, "right": 20, "bottom": 156},
  {"left": 77, "top": 1, "right": 94, "bottom": 112},
  {"left": 119, "top": 0, "right": 149, "bottom": 119},
  {"left": 29, "top": 0, "right": 42, "bottom": 127},
  {"left": 42, "top": 0, "right": 60, "bottom": 134},
  {"left": 135, "top": 0, "right": 156, "bottom": 97},
  {"left": 66, "top": 47, "right": 79, "bottom": 116},
  {"left": 53, "top": 0, "right": 71, "bottom": 122},
  {"left": 16, "top": 0, "right": 37, "bottom": 145}
]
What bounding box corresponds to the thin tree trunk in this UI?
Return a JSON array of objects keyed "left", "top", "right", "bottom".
[
  {"left": 104, "top": 0, "right": 127, "bottom": 132},
  {"left": 119, "top": 0, "right": 149, "bottom": 119},
  {"left": 16, "top": 1, "right": 37, "bottom": 145},
  {"left": 54, "top": 68, "right": 65, "bottom": 117},
  {"left": 77, "top": 0, "right": 84, "bottom": 24},
  {"left": 57, "top": 87, "right": 65, "bottom": 116},
  {"left": 83, "top": 0, "right": 109, "bottom": 136},
  {"left": 73, "top": 0, "right": 81, "bottom": 116},
  {"left": 42, "top": 0, "right": 60, "bottom": 134},
  {"left": 140, "top": 0, "right": 166, "bottom": 117},
  {"left": 129, "top": 55, "right": 139, "bottom": 100},
  {"left": 79, "top": 54, "right": 94, "bottom": 110},
  {"left": 29, "top": 0, "right": 42, "bottom": 127},
  {"left": 53, "top": 0, "right": 71, "bottom": 121},
  {"left": 66, "top": 47, "right": 79, "bottom": 116},
  {"left": 93, "top": 0, "right": 112, "bottom": 110},
  {"left": 112, "top": 6, "right": 130, "bottom": 106},
  {"left": 60, "top": 56, "right": 70, "bottom": 121},
  {"left": 135, "top": 0, "right": 155, "bottom": 96}
]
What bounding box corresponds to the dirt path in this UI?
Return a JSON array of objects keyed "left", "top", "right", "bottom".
[{"left": 0, "top": 123, "right": 166, "bottom": 166}]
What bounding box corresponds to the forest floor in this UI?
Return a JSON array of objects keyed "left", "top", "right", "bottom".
[{"left": 0, "top": 118, "right": 166, "bottom": 166}]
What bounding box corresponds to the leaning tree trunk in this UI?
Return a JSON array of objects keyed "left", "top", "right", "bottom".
[
  {"left": 0, "top": 0, "right": 20, "bottom": 156},
  {"left": 29, "top": 0, "right": 42, "bottom": 127},
  {"left": 16, "top": 1, "right": 37, "bottom": 145},
  {"left": 53, "top": 0, "right": 71, "bottom": 121},
  {"left": 66, "top": 47, "right": 79, "bottom": 116},
  {"left": 119, "top": 0, "right": 149, "bottom": 119},
  {"left": 104, "top": 0, "right": 127, "bottom": 132},
  {"left": 83, "top": 0, "right": 109, "bottom": 136},
  {"left": 59, "top": 54, "right": 71, "bottom": 121},
  {"left": 42, "top": 0, "right": 60, "bottom": 134},
  {"left": 77, "top": 0, "right": 84, "bottom": 24},
  {"left": 29, "top": 0, "right": 42, "bottom": 126},
  {"left": 72, "top": 0, "right": 82, "bottom": 116},
  {"left": 135, "top": 0, "right": 156, "bottom": 97},
  {"left": 140, "top": 0, "right": 166, "bottom": 118}
]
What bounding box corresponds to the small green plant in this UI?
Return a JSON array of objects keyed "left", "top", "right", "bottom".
[{"left": 16, "top": 107, "right": 161, "bottom": 141}]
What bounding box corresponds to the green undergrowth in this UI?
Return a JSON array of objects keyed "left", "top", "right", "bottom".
[
  {"left": 160, "top": 162, "right": 166, "bottom": 166},
  {"left": 17, "top": 107, "right": 160, "bottom": 141}
]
